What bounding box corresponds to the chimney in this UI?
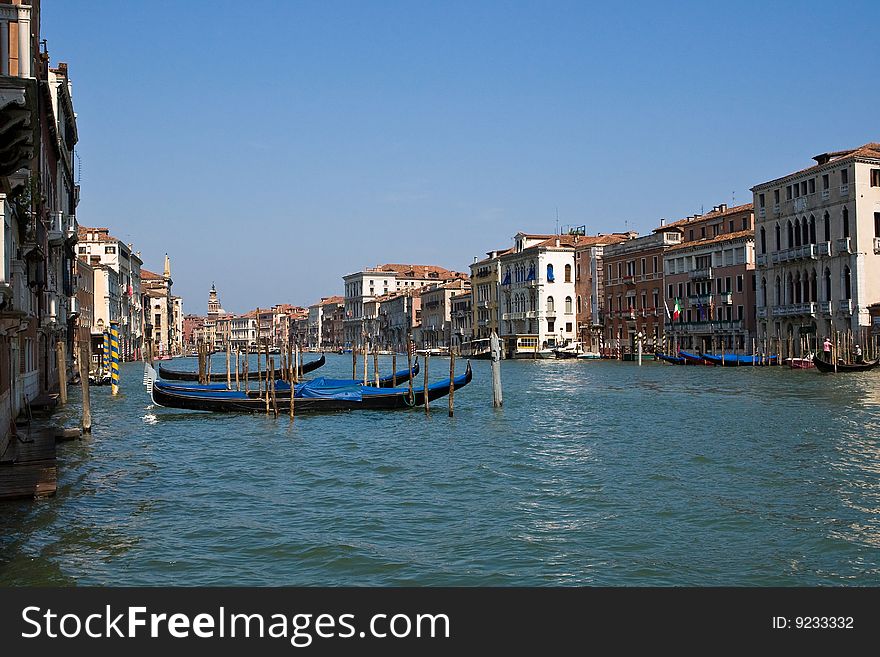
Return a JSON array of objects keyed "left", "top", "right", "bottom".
[
  {"left": 718, "top": 203, "right": 727, "bottom": 212},
  {"left": 555, "top": 238, "right": 560, "bottom": 247},
  {"left": 660, "top": 218, "right": 666, "bottom": 227}
]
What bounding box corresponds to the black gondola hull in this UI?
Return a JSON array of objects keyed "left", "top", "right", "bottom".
[
  {"left": 158, "top": 354, "right": 326, "bottom": 381},
  {"left": 813, "top": 355, "right": 880, "bottom": 373}
]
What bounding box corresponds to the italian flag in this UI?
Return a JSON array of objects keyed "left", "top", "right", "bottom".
[{"left": 673, "top": 298, "right": 681, "bottom": 321}]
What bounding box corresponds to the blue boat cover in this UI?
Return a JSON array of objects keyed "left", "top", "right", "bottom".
[{"left": 296, "top": 377, "right": 363, "bottom": 401}]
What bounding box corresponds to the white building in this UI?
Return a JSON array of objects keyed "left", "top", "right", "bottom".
[
  {"left": 230, "top": 315, "right": 257, "bottom": 349},
  {"left": 752, "top": 143, "right": 880, "bottom": 352},
  {"left": 498, "top": 233, "right": 578, "bottom": 357}
]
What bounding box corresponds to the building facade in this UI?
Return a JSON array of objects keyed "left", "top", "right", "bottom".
[
  {"left": 574, "top": 234, "right": 631, "bottom": 353},
  {"left": 469, "top": 249, "right": 506, "bottom": 346},
  {"left": 419, "top": 278, "right": 470, "bottom": 349},
  {"left": 752, "top": 144, "right": 880, "bottom": 354}
]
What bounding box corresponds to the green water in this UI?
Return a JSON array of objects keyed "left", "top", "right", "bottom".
[{"left": 1, "top": 354, "right": 879, "bottom": 585}]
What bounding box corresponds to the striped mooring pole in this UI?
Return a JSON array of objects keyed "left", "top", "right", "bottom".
[
  {"left": 103, "top": 331, "right": 110, "bottom": 375},
  {"left": 110, "top": 321, "right": 120, "bottom": 396}
]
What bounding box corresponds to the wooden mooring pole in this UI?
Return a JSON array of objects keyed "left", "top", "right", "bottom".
[
  {"left": 79, "top": 344, "right": 91, "bottom": 434},
  {"left": 490, "top": 331, "right": 503, "bottom": 408},
  {"left": 56, "top": 340, "right": 67, "bottom": 405}
]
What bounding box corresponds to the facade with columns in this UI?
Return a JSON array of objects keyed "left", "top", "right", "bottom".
[{"left": 752, "top": 143, "right": 880, "bottom": 352}]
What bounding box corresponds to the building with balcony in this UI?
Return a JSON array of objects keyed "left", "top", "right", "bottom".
[
  {"left": 342, "top": 263, "right": 466, "bottom": 347},
  {"left": 663, "top": 204, "right": 756, "bottom": 352},
  {"left": 468, "top": 248, "right": 508, "bottom": 346},
  {"left": 229, "top": 313, "right": 257, "bottom": 349},
  {"left": 574, "top": 233, "right": 633, "bottom": 353},
  {"left": 141, "top": 256, "right": 180, "bottom": 358},
  {"left": 419, "top": 278, "right": 470, "bottom": 349},
  {"left": 376, "top": 288, "right": 421, "bottom": 353},
  {"left": 450, "top": 290, "right": 472, "bottom": 350},
  {"left": 498, "top": 233, "right": 580, "bottom": 357},
  {"left": 752, "top": 143, "right": 880, "bottom": 354},
  {"left": 602, "top": 226, "right": 682, "bottom": 355}
]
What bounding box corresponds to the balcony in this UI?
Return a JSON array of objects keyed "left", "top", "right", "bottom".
[
  {"left": 668, "top": 320, "right": 744, "bottom": 332},
  {"left": 477, "top": 300, "right": 489, "bottom": 309},
  {"left": 773, "top": 203, "right": 781, "bottom": 215},
  {"left": 478, "top": 319, "right": 489, "bottom": 327},
  {"left": 821, "top": 189, "right": 830, "bottom": 201},
  {"left": 622, "top": 309, "right": 636, "bottom": 321},
  {"left": 544, "top": 310, "right": 557, "bottom": 319},
  {"left": 502, "top": 312, "right": 525, "bottom": 321},
  {"left": 836, "top": 237, "right": 852, "bottom": 254},
  {"left": 817, "top": 301, "right": 832, "bottom": 315},
  {"left": 689, "top": 267, "right": 713, "bottom": 281},
  {"left": 718, "top": 292, "right": 733, "bottom": 305},
  {"left": 48, "top": 212, "right": 65, "bottom": 245},
  {"left": 757, "top": 307, "right": 767, "bottom": 319},
  {"left": 525, "top": 310, "right": 539, "bottom": 319},
  {"left": 839, "top": 184, "right": 849, "bottom": 196},
  {"left": 687, "top": 293, "right": 713, "bottom": 305},
  {"left": 817, "top": 241, "right": 832, "bottom": 257},
  {"left": 771, "top": 244, "right": 817, "bottom": 264},
  {"left": 756, "top": 253, "right": 768, "bottom": 267},
  {"left": 837, "top": 299, "right": 853, "bottom": 315},
  {"left": 874, "top": 237, "right": 880, "bottom": 255},
  {"left": 524, "top": 279, "right": 538, "bottom": 288},
  {"left": 622, "top": 274, "right": 635, "bottom": 285},
  {"left": 758, "top": 207, "right": 766, "bottom": 218},
  {"left": 773, "top": 302, "right": 817, "bottom": 317}
]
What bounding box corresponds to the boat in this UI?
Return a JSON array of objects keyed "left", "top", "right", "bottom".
[
  {"left": 462, "top": 338, "right": 492, "bottom": 359},
  {"left": 535, "top": 348, "right": 555, "bottom": 359},
  {"left": 785, "top": 354, "right": 815, "bottom": 369},
  {"left": 157, "top": 354, "right": 326, "bottom": 381},
  {"left": 655, "top": 352, "right": 686, "bottom": 365},
  {"left": 89, "top": 370, "right": 112, "bottom": 386},
  {"left": 553, "top": 341, "right": 585, "bottom": 359},
  {"left": 576, "top": 352, "right": 602, "bottom": 360},
  {"left": 701, "top": 353, "right": 778, "bottom": 367},
  {"left": 147, "top": 362, "right": 473, "bottom": 413},
  {"left": 679, "top": 350, "right": 711, "bottom": 365},
  {"left": 813, "top": 355, "right": 880, "bottom": 373},
  {"left": 152, "top": 360, "right": 420, "bottom": 392},
  {"left": 416, "top": 348, "right": 447, "bottom": 357}
]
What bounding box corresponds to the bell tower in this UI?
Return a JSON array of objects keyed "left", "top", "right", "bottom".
[{"left": 207, "top": 283, "right": 220, "bottom": 320}]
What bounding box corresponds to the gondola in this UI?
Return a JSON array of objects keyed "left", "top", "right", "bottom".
[
  {"left": 655, "top": 352, "right": 686, "bottom": 365},
  {"left": 147, "top": 362, "right": 472, "bottom": 413},
  {"left": 701, "top": 353, "right": 778, "bottom": 367},
  {"left": 157, "top": 354, "right": 326, "bottom": 381},
  {"left": 678, "top": 350, "right": 711, "bottom": 365},
  {"left": 812, "top": 355, "right": 880, "bottom": 373},
  {"left": 150, "top": 360, "right": 421, "bottom": 393}
]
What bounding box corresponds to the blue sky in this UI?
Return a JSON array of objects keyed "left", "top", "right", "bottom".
[{"left": 43, "top": 1, "right": 880, "bottom": 313}]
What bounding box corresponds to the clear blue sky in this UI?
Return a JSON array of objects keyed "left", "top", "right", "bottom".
[{"left": 43, "top": 0, "right": 880, "bottom": 314}]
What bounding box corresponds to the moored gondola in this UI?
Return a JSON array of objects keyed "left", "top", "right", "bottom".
[
  {"left": 148, "top": 362, "right": 472, "bottom": 413},
  {"left": 655, "top": 352, "right": 686, "bottom": 365},
  {"left": 701, "top": 353, "right": 778, "bottom": 367},
  {"left": 812, "top": 355, "right": 880, "bottom": 373},
  {"left": 158, "top": 354, "right": 326, "bottom": 381}
]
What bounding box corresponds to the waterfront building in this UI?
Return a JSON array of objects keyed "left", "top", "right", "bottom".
[
  {"left": 91, "top": 262, "right": 119, "bottom": 343},
  {"left": 321, "top": 297, "right": 345, "bottom": 348},
  {"left": 468, "top": 249, "right": 507, "bottom": 347},
  {"left": 77, "top": 227, "right": 143, "bottom": 360},
  {"left": 450, "top": 290, "right": 472, "bottom": 350},
  {"left": 573, "top": 234, "right": 632, "bottom": 353},
  {"left": 307, "top": 295, "right": 343, "bottom": 349},
  {"left": 230, "top": 313, "right": 256, "bottom": 349},
  {"left": 73, "top": 258, "right": 94, "bottom": 361},
  {"left": 141, "top": 255, "right": 179, "bottom": 357},
  {"left": 663, "top": 204, "right": 756, "bottom": 352},
  {"left": 419, "top": 278, "right": 471, "bottom": 349},
  {"left": 498, "top": 233, "right": 579, "bottom": 357},
  {"left": 182, "top": 314, "right": 204, "bottom": 350},
  {"left": 602, "top": 227, "right": 681, "bottom": 355},
  {"left": 342, "top": 264, "right": 466, "bottom": 347},
  {"left": 375, "top": 288, "right": 420, "bottom": 352},
  {"left": 752, "top": 143, "right": 880, "bottom": 353}
]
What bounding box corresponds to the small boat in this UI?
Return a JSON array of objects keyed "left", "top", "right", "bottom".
[
  {"left": 813, "top": 355, "right": 880, "bottom": 373},
  {"left": 576, "top": 352, "right": 602, "bottom": 360},
  {"left": 416, "top": 348, "right": 447, "bottom": 357},
  {"left": 679, "top": 350, "right": 711, "bottom": 365},
  {"left": 785, "top": 354, "right": 815, "bottom": 369},
  {"left": 89, "top": 370, "right": 112, "bottom": 386},
  {"left": 702, "top": 353, "right": 778, "bottom": 367},
  {"left": 553, "top": 341, "right": 585, "bottom": 359},
  {"left": 147, "top": 362, "right": 472, "bottom": 413},
  {"left": 158, "top": 354, "right": 326, "bottom": 381},
  {"left": 535, "top": 348, "right": 555, "bottom": 359},
  {"left": 655, "top": 352, "right": 686, "bottom": 365}
]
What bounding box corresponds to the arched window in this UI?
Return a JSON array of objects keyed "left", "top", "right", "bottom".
[
  {"left": 760, "top": 226, "right": 766, "bottom": 254},
  {"left": 564, "top": 264, "right": 572, "bottom": 283},
  {"left": 794, "top": 272, "right": 802, "bottom": 303},
  {"left": 794, "top": 218, "right": 802, "bottom": 247},
  {"left": 809, "top": 215, "right": 816, "bottom": 244},
  {"left": 547, "top": 296, "right": 555, "bottom": 312},
  {"left": 787, "top": 220, "right": 794, "bottom": 248},
  {"left": 787, "top": 273, "right": 794, "bottom": 305},
  {"left": 565, "top": 296, "right": 572, "bottom": 314},
  {"left": 775, "top": 276, "right": 782, "bottom": 305},
  {"left": 824, "top": 268, "right": 832, "bottom": 302},
  {"left": 775, "top": 224, "right": 781, "bottom": 251},
  {"left": 809, "top": 270, "right": 817, "bottom": 303},
  {"left": 843, "top": 266, "right": 851, "bottom": 300},
  {"left": 801, "top": 217, "right": 809, "bottom": 245},
  {"left": 823, "top": 212, "right": 830, "bottom": 242},
  {"left": 761, "top": 277, "right": 767, "bottom": 308},
  {"left": 546, "top": 263, "right": 555, "bottom": 282},
  {"left": 576, "top": 295, "right": 582, "bottom": 314},
  {"left": 842, "top": 207, "right": 850, "bottom": 238}
]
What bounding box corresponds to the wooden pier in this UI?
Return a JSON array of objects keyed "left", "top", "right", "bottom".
[{"left": 0, "top": 428, "right": 59, "bottom": 501}]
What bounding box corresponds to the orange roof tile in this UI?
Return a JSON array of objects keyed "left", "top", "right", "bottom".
[
  {"left": 657, "top": 203, "right": 753, "bottom": 232},
  {"left": 666, "top": 229, "right": 754, "bottom": 252}
]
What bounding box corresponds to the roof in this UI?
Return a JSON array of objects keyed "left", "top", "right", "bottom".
[
  {"left": 375, "top": 264, "right": 463, "bottom": 279},
  {"left": 140, "top": 268, "right": 164, "bottom": 280},
  {"left": 319, "top": 295, "right": 344, "bottom": 306},
  {"left": 753, "top": 143, "right": 880, "bottom": 189},
  {"left": 78, "top": 226, "right": 122, "bottom": 243},
  {"left": 657, "top": 203, "right": 753, "bottom": 232},
  {"left": 666, "top": 229, "right": 754, "bottom": 252}
]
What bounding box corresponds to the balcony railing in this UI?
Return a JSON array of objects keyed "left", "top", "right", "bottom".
[
  {"left": 525, "top": 310, "right": 539, "bottom": 319},
  {"left": 817, "top": 241, "right": 832, "bottom": 257},
  {"left": 817, "top": 301, "right": 832, "bottom": 315},
  {"left": 757, "top": 307, "right": 767, "bottom": 319},
  {"left": 821, "top": 189, "right": 830, "bottom": 201},
  {"left": 773, "top": 302, "right": 817, "bottom": 317},
  {"left": 837, "top": 299, "right": 853, "bottom": 315},
  {"left": 477, "top": 300, "right": 490, "bottom": 308},
  {"left": 773, "top": 203, "right": 781, "bottom": 214},
  {"left": 758, "top": 207, "right": 766, "bottom": 218},
  {"left": 689, "top": 267, "right": 712, "bottom": 281},
  {"left": 545, "top": 310, "right": 557, "bottom": 318},
  {"left": 718, "top": 292, "right": 733, "bottom": 305},
  {"left": 756, "top": 253, "right": 768, "bottom": 267},
  {"left": 502, "top": 312, "right": 525, "bottom": 320},
  {"left": 771, "top": 244, "right": 817, "bottom": 264},
  {"left": 687, "top": 293, "right": 713, "bottom": 305},
  {"left": 836, "top": 237, "right": 852, "bottom": 254},
  {"left": 874, "top": 237, "right": 880, "bottom": 255},
  {"left": 839, "top": 184, "right": 849, "bottom": 196},
  {"left": 668, "top": 320, "right": 744, "bottom": 332}
]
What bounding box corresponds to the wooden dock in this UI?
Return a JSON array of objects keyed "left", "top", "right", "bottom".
[{"left": 0, "top": 428, "right": 59, "bottom": 501}]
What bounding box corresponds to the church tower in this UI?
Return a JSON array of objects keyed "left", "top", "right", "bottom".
[{"left": 207, "top": 283, "right": 220, "bottom": 320}]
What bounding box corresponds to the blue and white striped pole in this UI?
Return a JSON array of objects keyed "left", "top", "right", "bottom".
[{"left": 110, "top": 321, "right": 120, "bottom": 396}]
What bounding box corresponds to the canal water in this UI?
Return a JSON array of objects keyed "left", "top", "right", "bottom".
[{"left": 1, "top": 354, "right": 879, "bottom": 586}]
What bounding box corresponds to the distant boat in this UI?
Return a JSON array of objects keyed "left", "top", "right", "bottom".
[
  {"left": 576, "top": 352, "right": 602, "bottom": 360},
  {"left": 813, "top": 355, "right": 880, "bottom": 373},
  {"left": 679, "top": 350, "right": 710, "bottom": 365},
  {"left": 702, "top": 353, "right": 778, "bottom": 367},
  {"left": 785, "top": 354, "right": 815, "bottom": 369},
  {"left": 416, "top": 348, "right": 447, "bottom": 357},
  {"left": 553, "top": 341, "right": 585, "bottom": 359},
  {"left": 655, "top": 352, "right": 686, "bottom": 365}
]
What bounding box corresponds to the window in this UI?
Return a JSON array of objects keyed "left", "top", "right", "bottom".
[
  {"left": 565, "top": 296, "right": 572, "bottom": 314},
  {"left": 742, "top": 218, "right": 748, "bottom": 231},
  {"left": 689, "top": 229, "right": 694, "bottom": 241},
  {"left": 875, "top": 212, "right": 880, "bottom": 238},
  {"left": 808, "top": 178, "right": 815, "bottom": 194},
  {"left": 822, "top": 174, "right": 829, "bottom": 190},
  {"left": 737, "top": 305, "right": 743, "bottom": 321},
  {"left": 824, "top": 212, "right": 830, "bottom": 242},
  {"left": 725, "top": 276, "right": 731, "bottom": 293},
  {"left": 843, "top": 266, "right": 851, "bottom": 300},
  {"left": 565, "top": 322, "right": 572, "bottom": 333},
  {"left": 77, "top": 246, "right": 86, "bottom": 254},
  {"left": 716, "top": 278, "right": 722, "bottom": 293},
  {"left": 564, "top": 264, "right": 571, "bottom": 283},
  {"left": 547, "top": 320, "right": 555, "bottom": 333},
  {"left": 700, "top": 227, "right": 706, "bottom": 238},
  {"left": 547, "top": 264, "right": 555, "bottom": 282},
  {"left": 872, "top": 169, "right": 880, "bottom": 187},
  {"left": 774, "top": 189, "right": 780, "bottom": 204},
  {"left": 89, "top": 255, "right": 100, "bottom": 265},
  {"left": 843, "top": 207, "right": 850, "bottom": 238},
  {"left": 547, "top": 296, "right": 555, "bottom": 312},
  {"left": 640, "top": 258, "right": 646, "bottom": 275},
  {"left": 155, "top": 313, "right": 162, "bottom": 327},
  {"left": 759, "top": 193, "right": 765, "bottom": 208},
  {"left": 775, "top": 224, "right": 781, "bottom": 251},
  {"left": 736, "top": 275, "right": 743, "bottom": 292},
  {"left": 576, "top": 296, "right": 582, "bottom": 314},
  {"left": 729, "top": 221, "right": 734, "bottom": 233},
  {"left": 760, "top": 227, "right": 766, "bottom": 254},
  {"left": 105, "top": 246, "right": 116, "bottom": 254},
  {"left": 686, "top": 282, "right": 692, "bottom": 296},
  {"left": 800, "top": 181, "right": 807, "bottom": 196},
  {"left": 652, "top": 256, "right": 657, "bottom": 273},
  {"left": 668, "top": 284, "right": 673, "bottom": 299},
  {"left": 841, "top": 168, "right": 848, "bottom": 184}
]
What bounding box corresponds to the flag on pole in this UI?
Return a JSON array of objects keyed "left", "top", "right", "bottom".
[
  {"left": 663, "top": 299, "right": 671, "bottom": 321},
  {"left": 673, "top": 298, "right": 681, "bottom": 322}
]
